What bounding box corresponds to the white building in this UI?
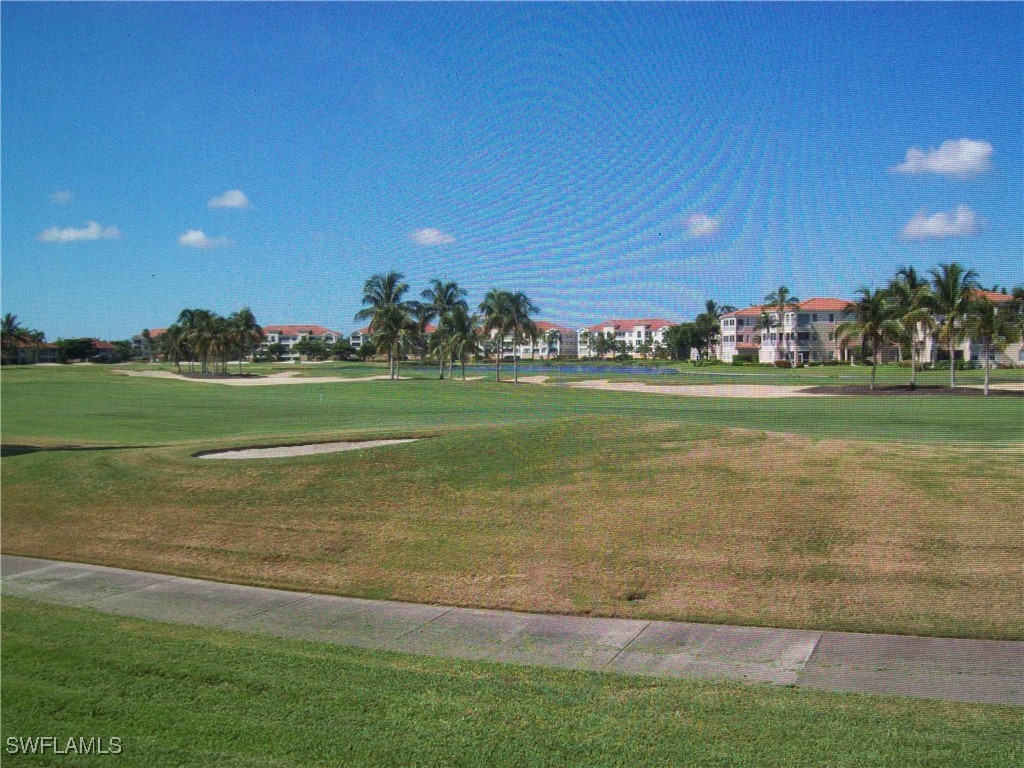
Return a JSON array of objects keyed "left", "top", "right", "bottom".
[
  {"left": 918, "top": 290, "right": 1024, "bottom": 368},
  {"left": 489, "top": 321, "right": 578, "bottom": 360},
  {"left": 577, "top": 319, "right": 676, "bottom": 359},
  {"left": 262, "top": 324, "right": 343, "bottom": 362},
  {"left": 720, "top": 298, "right": 856, "bottom": 364}
]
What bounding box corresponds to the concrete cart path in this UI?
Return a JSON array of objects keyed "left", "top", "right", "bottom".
[{"left": 3, "top": 555, "right": 1020, "bottom": 706}]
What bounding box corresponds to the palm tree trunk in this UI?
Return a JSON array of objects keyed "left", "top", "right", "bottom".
[
  {"left": 513, "top": 351, "right": 518, "bottom": 383},
  {"left": 870, "top": 348, "right": 877, "bottom": 391},
  {"left": 910, "top": 345, "right": 917, "bottom": 388},
  {"left": 439, "top": 355, "right": 445, "bottom": 380},
  {"left": 949, "top": 339, "right": 956, "bottom": 389},
  {"left": 495, "top": 352, "right": 500, "bottom": 382},
  {"left": 461, "top": 357, "right": 466, "bottom": 381},
  {"left": 984, "top": 339, "right": 990, "bottom": 396}
]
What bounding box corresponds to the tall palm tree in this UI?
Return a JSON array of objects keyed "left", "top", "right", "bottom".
[
  {"left": 161, "top": 324, "right": 187, "bottom": 373},
  {"left": 479, "top": 289, "right": 512, "bottom": 381},
  {"left": 1, "top": 313, "right": 31, "bottom": 364},
  {"left": 437, "top": 305, "right": 481, "bottom": 380},
  {"left": 922, "top": 263, "right": 980, "bottom": 388},
  {"left": 835, "top": 287, "right": 902, "bottom": 391},
  {"left": 228, "top": 307, "right": 264, "bottom": 374},
  {"left": 421, "top": 279, "right": 468, "bottom": 378},
  {"left": 763, "top": 286, "right": 799, "bottom": 365},
  {"left": 505, "top": 291, "right": 540, "bottom": 383},
  {"left": 354, "top": 271, "right": 411, "bottom": 380},
  {"left": 888, "top": 267, "right": 934, "bottom": 387},
  {"left": 966, "top": 297, "right": 1022, "bottom": 395}
]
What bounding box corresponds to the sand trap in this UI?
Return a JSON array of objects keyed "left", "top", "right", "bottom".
[
  {"left": 118, "top": 370, "right": 401, "bottom": 386},
  {"left": 197, "top": 439, "right": 418, "bottom": 460},
  {"left": 551, "top": 379, "right": 831, "bottom": 398}
]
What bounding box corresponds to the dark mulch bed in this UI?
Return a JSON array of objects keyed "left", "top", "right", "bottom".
[
  {"left": 175, "top": 372, "right": 264, "bottom": 380},
  {"left": 803, "top": 384, "right": 1024, "bottom": 397}
]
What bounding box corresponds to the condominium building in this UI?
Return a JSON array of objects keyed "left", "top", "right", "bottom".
[
  {"left": 919, "top": 290, "right": 1024, "bottom": 367},
  {"left": 261, "top": 325, "right": 343, "bottom": 361},
  {"left": 577, "top": 319, "right": 676, "bottom": 359},
  {"left": 720, "top": 298, "right": 856, "bottom": 364},
  {"left": 488, "top": 321, "right": 578, "bottom": 360},
  {"left": 350, "top": 324, "right": 436, "bottom": 354}
]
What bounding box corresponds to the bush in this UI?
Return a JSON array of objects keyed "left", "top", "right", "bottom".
[
  {"left": 731, "top": 354, "right": 756, "bottom": 365},
  {"left": 774, "top": 360, "right": 792, "bottom": 369}
]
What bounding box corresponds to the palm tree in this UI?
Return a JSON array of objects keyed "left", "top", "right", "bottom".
[
  {"left": 764, "top": 286, "right": 799, "bottom": 365},
  {"left": 354, "top": 271, "right": 411, "bottom": 380},
  {"left": 922, "top": 263, "right": 980, "bottom": 388},
  {"left": 545, "top": 328, "right": 562, "bottom": 359},
  {"left": 835, "top": 287, "right": 902, "bottom": 390},
  {"left": 161, "top": 324, "right": 187, "bottom": 373},
  {"left": 966, "top": 297, "right": 1022, "bottom": 395},
  {"left": 228, "top": 307, "right": 264, "bottom": 374},
  {"left": 1, "top": 313, "right": 31, "bottom": 364},
  {"left": 438, "top": 305, "right": 481, "bottom": 380},
  {"left": 421, "top": 279, "right": 468, "bottom": 378},
  {"left": 506, "top": 292, "right": 540, "bottom": 381},
  {"left": 479, "top": 289, "right": 512, "bottom": 381},
  {"left": 888, "top": 268, "right": 934, "bottom": 387},
  {"left": 579, "top": 330, "right": 593, "bottom": 359}
]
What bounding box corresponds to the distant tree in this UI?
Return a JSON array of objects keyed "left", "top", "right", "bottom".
[
  {"left": 228, "top": 308, "right": 264, "bottom": 373},
  {"left": 664, "top": 322, "right": 699, "bottom": 361},
  {"left": 357, "top": 339, "right": 377, "bottom": 361},
  {"left": 354, "top": 271, "right": 412, "bottom": 380},
  {"left": 1, "top": 313, "right": 31, "bottom": 364},
  {"left": 293, "top": 337, "right": 331, "bottom": 361},
  {"left": 421, "top": 279, "right": 469, "bottom": 378},
  {"left": 545, "top": 328, "right": 562, "bottom": 359},
  {"left": 835, "top": 287, "right": 902, "bottom": 390},
  {"left": 111, "top": 340, "right": 135, "bottom": 362},
  {"left": 161, "top": 325, "right": 187, "bottom": 372},
  {"left": 267, "top": 342, "right": 288, "bottom": 362},
  {"left": 56, "top": 338, "right": 97, "bottom": 363},
  {"left": 966, "top": 297, "right": 1022, "bottom": 395},
  {"left": 921, "top": 263, "right": 980, "bottom": 388},
  {"left": 331, "top": 338, "right": 357, "bottom": 361}
]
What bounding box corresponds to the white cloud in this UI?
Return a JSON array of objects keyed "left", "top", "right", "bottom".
[
  {"left": 178, "top": 230, "right": 232, "bottom": 248},
  {"left": 685, "top": 213, "right": 720, "bottom": 238},
  {"left": 900, "top": 205, "right": 981, "bottom": 240},
  {"left": 412, "top": 227, "right": 455, "bottom": 246},
  {"left": 38, "top": 221, "right": 120, "bottom": 243},
  {"left": 208, "top": 189, "right": 250, "bottom": 208},
  {"left": 891, "top": 138, "right": 993, "bottom": 177},
  {"left": 49, "top": 190, "right": 73, "bottom": 205}
]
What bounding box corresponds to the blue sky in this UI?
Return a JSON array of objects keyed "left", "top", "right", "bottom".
[{"left": 3, "top": 2, "right": 1021, "bottom": 339}]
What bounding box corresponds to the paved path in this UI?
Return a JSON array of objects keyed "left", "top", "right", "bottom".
[{"left": 2, "top": 555, "right": 1020, "bottom": 705}]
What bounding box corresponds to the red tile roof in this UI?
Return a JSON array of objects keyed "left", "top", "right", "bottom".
[
  {"left": 798, "top": 297, "right": 854, "bottom": 312},
  {"left": 723, "top": 298, "right": 851, "bottom": 318},
  {"left": 354, "top": 324, "right": 436, "bottom": 335},
  {"left": 586, "top": 318, "right": 676, "bottom": 332},
  {"left": 264, "top": 325, "right": 341, "bottom": 336},
  {"left": 971, "top": 289, "right": 1013, "bottom": 303},
  {"left": 535, "top": 321, "right": 572, "bottom": 333}
]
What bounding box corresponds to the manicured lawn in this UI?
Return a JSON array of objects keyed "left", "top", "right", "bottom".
[
  {"left": 2, "top": 599, "right": 1018, "bottom": 768},
  {"left": 3, "top": 366, "right": 1022, "bottom": 639}
]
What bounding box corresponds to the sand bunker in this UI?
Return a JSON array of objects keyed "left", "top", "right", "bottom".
[
  {"left": 197, "top": 439, "right": 418, "bottom": 460},
  {"left": 515, "top": 377, "right": 830, "bottom": 398},
  {"left": 118, "top": 370, "right": 401, "bottom": 386}
]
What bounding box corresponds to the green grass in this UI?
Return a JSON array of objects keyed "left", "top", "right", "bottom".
[
  {"left": 2, "top": 598, "right": 1019, "bottom": 768},
  {"left": 3, "top": 365, "right": 1021, "bottom": 639},
  {"left": 4, "top": 364, "right": 1021, "bottom": 445}
]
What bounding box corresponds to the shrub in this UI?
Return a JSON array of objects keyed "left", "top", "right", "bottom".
[{"left": 774, "top": 360, "right": 792, "bottom": 369}]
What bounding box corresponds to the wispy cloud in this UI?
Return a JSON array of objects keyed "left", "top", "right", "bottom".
[
  {"left": 208, "top": 189, "right": 250, "bottom": 208},
  {"left": 38, "top": 221, "right": 119, "bottom": 243},
  {"left": 900, "top": 205, "right": 981, "bottom": 240},
  {"left": 685, "top": 213, "right": 720, "bottom": 238},
  {"left": 891, "top": 139, "right": 993, "bottom": 177},
  {"left": 49, "top": 190, "right": 74, "bottom": 205},
  {"left": 412, "top": 227, "right": 455, "bottom": 246},
  {"left": 178, "top": 230, "right": 232, "bottom": 248}
]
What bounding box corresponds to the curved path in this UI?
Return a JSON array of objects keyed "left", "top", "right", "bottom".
[{"left": 2, "top": 555, "right": 1019, "bottom": 705}]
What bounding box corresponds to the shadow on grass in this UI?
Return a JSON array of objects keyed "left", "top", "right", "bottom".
[{"left": 0, "top": 444, "right": 156, "bottom": 458}]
